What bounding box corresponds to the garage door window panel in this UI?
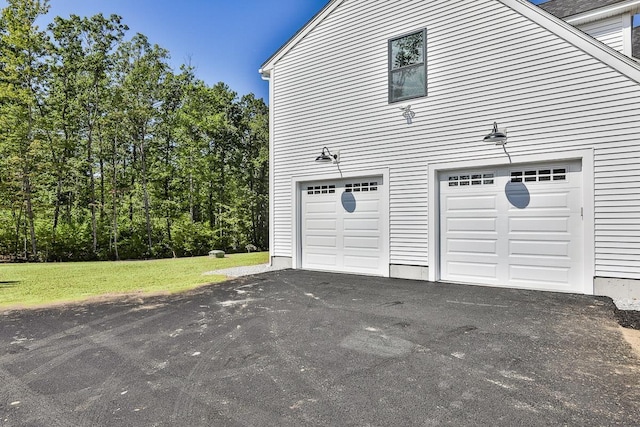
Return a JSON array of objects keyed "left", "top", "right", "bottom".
[
  {"left": 448, "top": 173, "right": 495, "bottom": 187},
  {"left": 307, "top": 185, "right": 336, "bottom": 195},
  {"left": 510, "top": 167, "right": 568, "bottom": 183}
]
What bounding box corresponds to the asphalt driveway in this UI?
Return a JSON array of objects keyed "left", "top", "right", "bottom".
[{"left": 1, "top": 270, "right": 639, "bottom": 426}]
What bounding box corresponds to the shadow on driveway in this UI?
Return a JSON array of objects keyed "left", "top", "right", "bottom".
[{"left": 1, "top": 270, "right": 639, "bottom": 426}]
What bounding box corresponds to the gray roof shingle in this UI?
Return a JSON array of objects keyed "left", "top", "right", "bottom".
[
  {"left": 538, "top": 0, "right": 628, "bottom": 18},
  {"left": 539, "top": 0, "right": 640, "bottom": 59}
]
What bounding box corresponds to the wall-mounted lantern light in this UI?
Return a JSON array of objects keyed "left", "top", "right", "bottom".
[
  {"left": 483, "top": 122, "right": 507, "bottom": 145},
  {"left": 315, "top": 147, "right": 340, "bottom": 164}
]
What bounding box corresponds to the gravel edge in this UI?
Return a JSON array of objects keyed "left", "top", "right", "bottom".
[{"left": 203, "top": 263, "right": 286, "bottom": 277}]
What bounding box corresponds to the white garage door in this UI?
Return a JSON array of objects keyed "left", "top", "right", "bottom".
[
  {"left": 440, "top": 162, "right": 583, "bottom": 293},
  {"left": 301, "top": 177, "right": 387, "bottom": 276}
]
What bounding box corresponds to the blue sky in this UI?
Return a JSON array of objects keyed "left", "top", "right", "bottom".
[
  {"left": 0, "top": 0, "right": 330, "bottom": 101},
  {"left": 0, "top": 0, "right": 631, "bottom": 101}
]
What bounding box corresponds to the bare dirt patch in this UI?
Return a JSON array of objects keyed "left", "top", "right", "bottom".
[
  {"left": 620, "top": 327, "right": 640, "bottom": 359},
  {"left": 0, "top": 289, "right": 189, "bottom": 314}
]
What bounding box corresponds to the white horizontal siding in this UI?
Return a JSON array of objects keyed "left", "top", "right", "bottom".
[
  {"left": 270, "top": 0, "right": 640, "bottom": 278},
  {"left": 578, "top": 15, "right": 625, "bottom": 53}
]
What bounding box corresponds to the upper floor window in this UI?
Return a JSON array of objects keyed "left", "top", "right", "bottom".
[{"left": 388, "top": 29, "right": 427, "bottom": 103}]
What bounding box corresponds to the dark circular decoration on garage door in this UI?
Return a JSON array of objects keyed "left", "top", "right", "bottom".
[
  {"left": 505, "top": 181, "right": 530, "bottom": 209},
  {"left": 341, "top": 191, "right": 356, "bottom": 213}
]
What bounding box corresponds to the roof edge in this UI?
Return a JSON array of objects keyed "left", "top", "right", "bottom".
[
  {"left": 564, "top": 0, "right": 640, "bottom": 25},
  {"left": 503, "top": 0, "right": 640, "bottom": 84},
  {"left": 260, "top": 0, "right": 345, "bottom": 78},
  {"left": 260, "top": 0, "right": 640, "bottom": 84}
]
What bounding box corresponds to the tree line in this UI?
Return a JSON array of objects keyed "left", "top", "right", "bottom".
[{"left": 0, "top": 0, "right": 269, "bottom": 261}]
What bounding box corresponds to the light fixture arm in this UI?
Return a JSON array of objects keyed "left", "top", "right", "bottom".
[{"left": 502, "top": 143, "right": 512, "bottom": 164}]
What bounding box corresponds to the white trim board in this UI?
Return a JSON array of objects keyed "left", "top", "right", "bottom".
[{"left": 268, "top": 69, "right": 276, "bottom": 264}]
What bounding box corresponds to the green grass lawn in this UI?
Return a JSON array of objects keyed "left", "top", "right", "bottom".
[{"left": 0, "top": 252, "right": 269, "bottom": 309}]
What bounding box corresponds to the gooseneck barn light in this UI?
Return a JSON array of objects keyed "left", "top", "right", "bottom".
[
  {"left": 315, "top": 147, "right": 340, "bottom": 164},
  {"left": 484, "top": 121, "right": 512, "bottom": 163},
  {"left": 483, "top": 122, "right": 507, "bottom": 146}
]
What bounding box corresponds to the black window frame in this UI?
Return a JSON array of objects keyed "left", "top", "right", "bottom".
[{"left": 388, "top": 28, "right": 427, "bottom": 104}]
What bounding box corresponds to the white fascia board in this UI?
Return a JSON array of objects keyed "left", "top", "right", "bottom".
[
  {"left": 502, "top": 0, "right": 640, "bottom": 85},
  {"left": 564, "top": 0, "right": 640, "bottom": 26},
  {"left": 260, "top": 0, "right": 346, "bottom": 78}
]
